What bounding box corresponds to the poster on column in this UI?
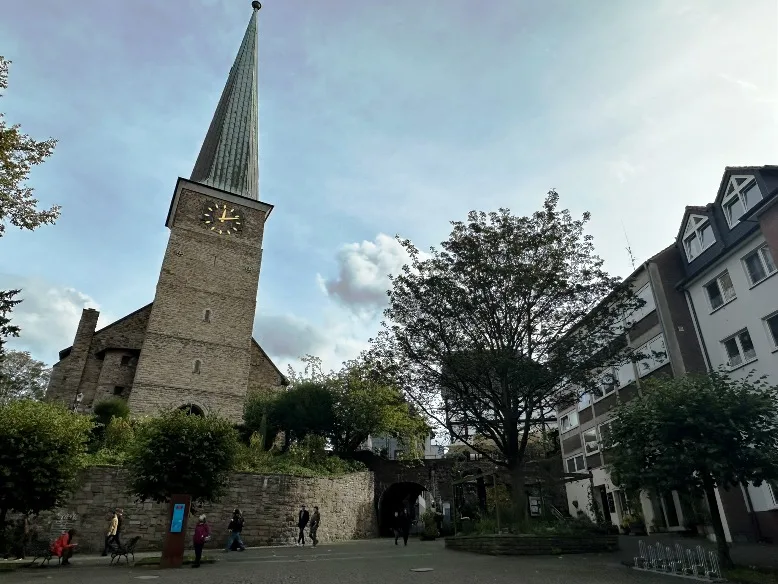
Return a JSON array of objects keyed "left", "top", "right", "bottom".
[{"left": 170, "top": 504, "right": 186, "bottom": 533}]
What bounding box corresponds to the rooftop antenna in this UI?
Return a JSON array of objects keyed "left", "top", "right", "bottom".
[{"left": 621, "top": 220, "right": 637, "bottom": 271}]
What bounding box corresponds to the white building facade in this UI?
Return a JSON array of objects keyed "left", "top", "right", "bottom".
[{"left": 678, "top": 166, "right": 778, "bottom": 542}]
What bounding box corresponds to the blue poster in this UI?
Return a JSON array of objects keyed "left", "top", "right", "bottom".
[{"left": 170, "top": 504, "right": 186, "bottom": 533}]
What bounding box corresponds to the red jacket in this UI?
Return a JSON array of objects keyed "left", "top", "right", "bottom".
[
  {"left": 51, "top": 533, "right": 75, "bottom": 557},
  {"left": 193, "top": 522, "right": 210, "bottom": 545}
]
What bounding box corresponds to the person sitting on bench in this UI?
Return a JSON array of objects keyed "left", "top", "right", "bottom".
[{"left": 51, "top": 529, "right": 78, "bottom": 565}]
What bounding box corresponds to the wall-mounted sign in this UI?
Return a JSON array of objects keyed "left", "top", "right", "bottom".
[{"left": 170, "top": 504, "right": 186, "bottom": 533}]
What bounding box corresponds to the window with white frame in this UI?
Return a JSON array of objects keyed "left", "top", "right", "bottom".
[
  {"left": 583, "top": 428, "right": 599, "bottom": 455},
  {"left": 638, "top": 334, "right": 669, "bottom": 377},
  {"left": 627, "top": 284, "right": 656, "bottom": 325},
  {"left": 560, "top": 410, "right": 579, "bottom": 433},
  {"left": 683, "top": 215, "right": 715, "bottom": 261},
  {"left": 616, "top": 361, "right": 635, "bottom": 388},
  {"left": 742, "top": 244, "right": 777, "bottom": 287},
  {"left": 598, "top": 420, "right": 614, "bottom": 448},
  {"left": 592, "top": 370, "right": 617, "bottom": 401},
  {"left": 565, "top": 454, "right": 586, "bottom": 473},
  {"left": 578, "top": 391, "right": 591, "bottom": 410},
  {"left": 768, "top": 480, "right": 778, "bottom": 507},
  {"left": 764, "top": 312, "right": 778, "bottom": 350},
  {"left": 722, "top": 329, "right": 757, "bottom": 369},
  {"left": 723, "top": 175, "right": 763, "bottom": 227},
  {"left": 703, "top": 271, "right": 736, "bottom": 311}
]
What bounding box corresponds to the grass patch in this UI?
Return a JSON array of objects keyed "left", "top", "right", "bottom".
[
  {"left": 134, "top": 554, "right": 218, "bottom": 568},
  {"left": 724, "top": 566, "right": 778, "bottom": 584}
]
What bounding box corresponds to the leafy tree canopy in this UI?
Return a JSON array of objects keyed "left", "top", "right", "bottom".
[
  {"left": 93, "top": 397, "right": 130, "bottom": 427},
  {"left": 126, "top": 410, "right": 239, "bottom": 504},
  {"left": 367, "top": 191, "right": 641, "bottom": 477},
  {"left": 0, "top": 56, "right": 60, "bottom": 238},
  {"left": 244, "top": 355, "right": 430, "bottom": 456},
  {"left": 605, "top": 371, "right": 778, "bottom": 568},
  {"left": 0, "top": 400, "right": 93, "bottom": 528},
  {"left": 0, "top": 350, "right": 50, "bottom": 404},
  {"left": 0, "top": 56, "right": 60, "bottom": 360}
]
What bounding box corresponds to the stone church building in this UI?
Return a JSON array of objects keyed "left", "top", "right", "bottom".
[{"left": 46, "top": 2, "right": 287, "bottom": 422}]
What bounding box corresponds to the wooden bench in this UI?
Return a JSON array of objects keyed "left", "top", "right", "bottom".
[{"left": 110, "top": 536, "right": 141, "bottom": 565}]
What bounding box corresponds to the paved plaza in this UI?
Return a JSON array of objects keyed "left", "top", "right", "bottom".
[{"left": 2, "top": 539, "right": 683, "bottom": 584}]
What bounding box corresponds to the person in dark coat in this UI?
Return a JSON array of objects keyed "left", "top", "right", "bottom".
[
  {"left": 224, "top": 509, "right": 246, "bottom": 552},
  {"left": 394, "top": 506, "right": 411, "bottom": 546},
  {"left": 297, "top": 505, "right": 310, "bottom": 546},
  {"left": 309, "top": 506, "right": 321, "bottom": 548}
]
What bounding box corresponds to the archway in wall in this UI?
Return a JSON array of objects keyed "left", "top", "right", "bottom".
[
  {"left": 377, "top": 482, "right": 426, "bottom": 537},
  {"left": 179, "top": 404, "right": 204, "bottom": 416}
]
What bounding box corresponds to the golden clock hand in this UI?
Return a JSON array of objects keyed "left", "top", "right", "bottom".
[
  {"left": 222, "top": 216, "right": 241, "bottom": 221},
  {"left": 220, "top": 207, "right": 227, "bottom": 222}
]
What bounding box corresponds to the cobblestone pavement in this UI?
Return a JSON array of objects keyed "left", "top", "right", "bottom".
[{"left": 1, "top": 539, "right": 681, "bottom": 584}]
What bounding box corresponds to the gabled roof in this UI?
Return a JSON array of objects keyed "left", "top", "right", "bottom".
[
  {"left": 675, "top": 205, "right": 713, "bottom": 242},
  {"left": 57, "top": 303, "right": 153, "bottom": 360},
  {"left": 251, "top": 337, "right": 289, "bottom": 385},
  {"left": 713, "top": 165, "right": 778, "bottom": 206}
]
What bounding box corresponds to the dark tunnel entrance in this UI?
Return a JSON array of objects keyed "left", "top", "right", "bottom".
[{"left": 377, "top": 482, "right": 426, "bottom": 536}]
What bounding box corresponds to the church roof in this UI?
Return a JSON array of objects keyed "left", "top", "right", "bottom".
[{"left": 190, "top": 2, "right": 261, "bottom": 200}]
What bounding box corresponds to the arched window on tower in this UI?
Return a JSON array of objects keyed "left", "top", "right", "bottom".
[
  {"left": 193, "top": 359, "right": 201, "bottom": 374},
  {"left": 203, "top": 309, "right": 211, "bottom": 323},
  {"left": 179, "top": 404, "right": 204, "bottom": 416}
]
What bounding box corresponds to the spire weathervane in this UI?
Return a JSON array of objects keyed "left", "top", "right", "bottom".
[{"left": 190, "top": 2, "right": 261, "bottom": 200}]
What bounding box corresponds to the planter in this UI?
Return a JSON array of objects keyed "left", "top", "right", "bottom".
[
  {"left": 628, "top": 522, "right": 646, "bottom": 536},
  {"left": 444, "top": 533, "right": 619, "bottom": 556}
]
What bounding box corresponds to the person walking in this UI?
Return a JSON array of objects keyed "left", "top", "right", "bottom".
[
  {"left": 192, "top": 515, "right": 210, "bottom": 568},
  {"left": 224, "top": 509, "right": 246, "bottom": 552},
  {"left": 114, "top": 508, "right": 124, "bottom": 549},
  {"left": 296, "top": 504, "right": 309, "bottom": 546},
  {"left": 102, "top": 509, "right": 119, "bottom": 556},
  {"left": 309, "top": 506, "right": 320, "bottom": 548},
  {"left": 394, "top": 506, "right": 411, "bottom": 546}
]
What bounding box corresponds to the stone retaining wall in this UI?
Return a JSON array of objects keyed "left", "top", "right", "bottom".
[
  {"left": 444, "top": 534, "right": 619, "bottom": 555},
  {"left": 24, "top": 466, "right": 376, "bottom": 553}
]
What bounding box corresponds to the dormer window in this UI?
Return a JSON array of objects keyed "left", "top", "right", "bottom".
[
  {"left": 723, "top": 175, "right": 762, "bottom": 227},
  {"left": 683, "top": 215, "right": 715, "bottom": 261}
]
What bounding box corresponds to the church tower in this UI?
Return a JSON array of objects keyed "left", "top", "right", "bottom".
[{"left": 128, "top": 2, "right": 271, "bottom": 421}]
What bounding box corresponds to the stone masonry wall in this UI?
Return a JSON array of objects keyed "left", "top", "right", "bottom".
[{"left": 26, "top": 467, "right": 376, "bottom": 554}]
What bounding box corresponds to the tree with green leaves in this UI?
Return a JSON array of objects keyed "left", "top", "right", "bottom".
[
  {"left": 125, "top": 410, "right": 239, "bottom": 504},
  {"left": 329, "top": 359, "right": 430, "bottom": 455},
  {"left": 0, "top": 350, "right": 50, "bottom": 404},
  {"left": 0, "top": 400, "right": 93, "bottom": 531},
  {"left": 0, "top": 56, "right": 61, "bottom": 359},
  {"left": 367, "top": 191, "right": 642, "bottom": 518},
  {"left": 605, "top": 372, "right": 778, "bottom": 569}
]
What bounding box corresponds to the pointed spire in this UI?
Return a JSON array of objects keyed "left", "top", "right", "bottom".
[{"left": 190, "top": 2, "right": 261, "bottom": 200}]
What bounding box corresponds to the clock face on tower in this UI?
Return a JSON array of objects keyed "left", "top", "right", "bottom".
[{"left": 201, "top": 201, "right": 243, "bottom": 235}]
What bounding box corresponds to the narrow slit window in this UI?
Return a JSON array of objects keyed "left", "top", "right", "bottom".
[
  {"left": 203, "top": 309, "right": 211, "bottom": 323},
  {"left": 193, "top": 360, "right": 201, "bottom": 374}
]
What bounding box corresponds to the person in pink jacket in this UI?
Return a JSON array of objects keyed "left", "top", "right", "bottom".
[{"left": 192, "top": 515, "right": 210, "bottom": 568}]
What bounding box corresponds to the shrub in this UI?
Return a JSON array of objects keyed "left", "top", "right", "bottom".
[
  {"left": 0, "top": 400, "right": 93, "bottom": 530},
  {"left": 126, "top": 410, "right": 239, "bottom": 504}
]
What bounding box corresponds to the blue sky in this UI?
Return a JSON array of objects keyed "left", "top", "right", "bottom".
[{"left": 1, "top": 0, "right": 776, "bottom": 374}]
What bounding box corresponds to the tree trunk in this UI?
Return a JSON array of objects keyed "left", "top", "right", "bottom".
[
  {"left": 509, "top": 463, "right": 528, "bottom": 528},
  {"left": 702, "top": 478, "right": 733, "bottom": 570}
]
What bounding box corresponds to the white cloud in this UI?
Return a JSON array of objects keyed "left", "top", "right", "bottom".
[
  {"left": 254, "top": 313, "right": 329, "bottom": 361},
  {"left": 254, "top": 310, "right": 372, "bottom": 376},
  {"left": 317, "top": 233, "right": 412, "bottom": 316},
  {"left": 0, "top": 275, "right": 112, "bottom": 365}
]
